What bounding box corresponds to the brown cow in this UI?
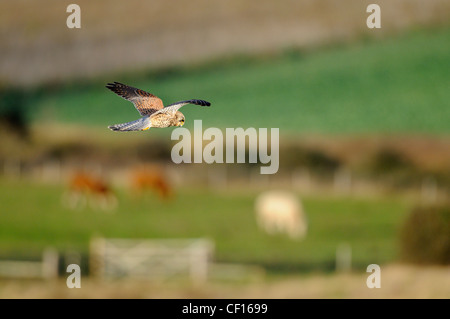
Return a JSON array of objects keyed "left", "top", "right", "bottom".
[
  {"left": 62, "top": 172, "right": 117, "bottom": 211},
  {"left": 130, "top": 166, "right": 172, "bottom": 200}
]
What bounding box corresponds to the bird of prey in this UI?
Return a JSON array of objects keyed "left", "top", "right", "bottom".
[{"left": 106, "top": 82, "right": 211, "bottom": 131}]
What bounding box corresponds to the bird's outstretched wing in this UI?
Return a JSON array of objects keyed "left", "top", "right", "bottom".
[
  {"left": 154, "top": 99, "right": 211, "bottom": 115},
  {"left": 108, "top": 117, "right": 151, "bottom": 132},
  {"left": 106, "top": 82, "right": 164, "bottom": 116}
]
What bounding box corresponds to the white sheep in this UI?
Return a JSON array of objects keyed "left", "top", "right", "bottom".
[{"left": 255, "top": 191, "right": 307, "bottom": 239}]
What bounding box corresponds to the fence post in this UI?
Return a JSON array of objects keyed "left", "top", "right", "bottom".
[
  {"left": 90, "top": 237, "right": 105, "bottom": 278},
  {"left": 292, "top": 168, "right": 311, "bottom": 190},
  {"left": 421, "top": 177, "right": 437, "bottom": 204},
  {"left": 334, "top": 168, "right": 352, "bottom": 194},
  {"left": 189, "top": 240, "right": 213, "bottom": 284},
  {"left": 4, "top": 159, "right": 21, "bottom": 179},
  {"left": 42, "top": 248, "right": 59, "bottom": 279},
  {"left": 336, "top": 243, "right": 352, "bottom": 273}
]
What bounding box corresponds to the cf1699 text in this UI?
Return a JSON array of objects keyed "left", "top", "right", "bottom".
[{"left": 226, "top": 304, "right": 268, "bottom": 314}]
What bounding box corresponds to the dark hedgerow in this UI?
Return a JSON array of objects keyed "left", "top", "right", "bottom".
[{"left": 400, "top": 204, "right": 450, "bottom": 265}]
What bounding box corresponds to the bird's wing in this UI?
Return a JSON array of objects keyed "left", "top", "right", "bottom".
[
  {"left": 106, "top": 82, "right": 164, "bottom": 116},
  {"left": 108, "top": 117, "right": 151, "bottom": 132},
  {"left": 153, "top": 99, "right": 211, "bottom": 116}
]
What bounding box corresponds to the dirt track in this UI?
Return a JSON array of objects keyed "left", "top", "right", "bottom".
[{"left": 1, "top": 264, "right": 448, "bottom": 298}]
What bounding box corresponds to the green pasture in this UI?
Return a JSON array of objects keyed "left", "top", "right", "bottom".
[
  {"left": 20, "top": 27, "right": 450, "bottom": 134},
  {"left": 0, "top": 179, "right": 411, "bottom": 274}
]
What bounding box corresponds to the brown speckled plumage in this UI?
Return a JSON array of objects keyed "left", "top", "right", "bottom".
[{"left": 106, "top": 82, "right": 210, "bottom": 132}]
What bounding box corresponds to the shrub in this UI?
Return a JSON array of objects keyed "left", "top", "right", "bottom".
[
  {"left": 362, "top": 148, "right": 424, "bottom": 188},
  {"left": 0, "top": 88, "right": 29, "bottom": 139},
  {"left": 281, "top": 145, "right": 341, "bottom": 175},
  {"left": 400, "top": 204, "right": 450, "bottom": 265}
]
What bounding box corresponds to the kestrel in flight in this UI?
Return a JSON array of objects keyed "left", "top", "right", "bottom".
[{"left": 106, "top": 82, "right": 211, "bottom": 131}]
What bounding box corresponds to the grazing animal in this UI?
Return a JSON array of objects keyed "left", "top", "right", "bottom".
[
  {"left": 254, "top": 191, "right": 307, "bottom": 239},
  {"left": 106, "top": 82, "right": 211, "bottom": 132},
  {"left": 62, "top": 172, "right": 117, "bottom": 211},
  {"left": 130, "top": 166, "right": 172, "bottom": 200}
]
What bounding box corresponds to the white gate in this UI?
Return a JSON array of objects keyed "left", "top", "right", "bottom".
[{"left": 90, "top": 238, "right": 214, "bottom": 283}]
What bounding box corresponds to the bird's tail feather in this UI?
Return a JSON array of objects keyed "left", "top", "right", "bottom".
[{"left": 108, "top": 117, "right": 150, "bottom": 132}]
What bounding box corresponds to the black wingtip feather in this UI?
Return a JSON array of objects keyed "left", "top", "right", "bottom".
[
  {"left": 192, "top": 99, "right": 211, "bottom": 107},
  {"left": 105, "top": 82, "right": 125, "bottom": 90}
]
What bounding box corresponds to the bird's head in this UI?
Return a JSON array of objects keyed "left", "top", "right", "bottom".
[{"left": 175, "top": 112, "right": 185, "bottom": 127}]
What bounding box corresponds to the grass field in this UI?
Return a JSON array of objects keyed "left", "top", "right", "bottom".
[
  {"left": 19, "top": 27, "right": 450, "bottom": 135},
  {"left": 0, "top": 179, "right": 411, "bottom": 274}
]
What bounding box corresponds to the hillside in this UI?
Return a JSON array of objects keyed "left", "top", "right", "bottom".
[{"left": 15, "top": 28, "right": 450, "bottom": 135}]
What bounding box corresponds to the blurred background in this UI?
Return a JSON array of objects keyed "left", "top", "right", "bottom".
[{"left": 0, "top": 0, "right": 449, "bottom": 298}]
